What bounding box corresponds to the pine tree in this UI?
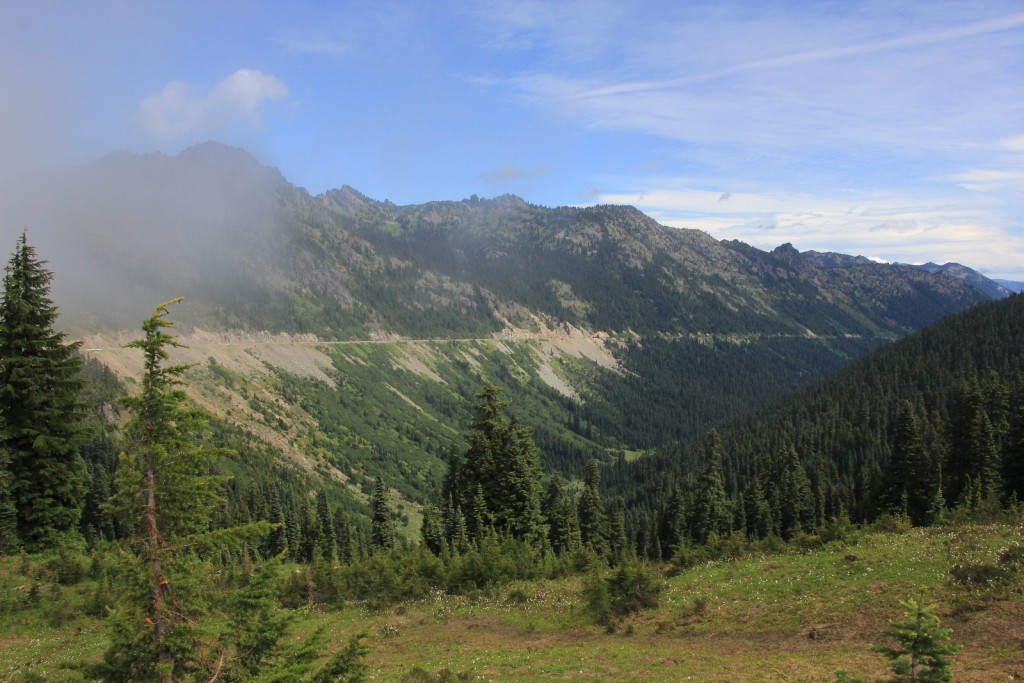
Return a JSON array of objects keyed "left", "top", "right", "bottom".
[
  {"left": 265, "top": 488, "right": 288, "bottom": 557},
  {"left": 606, "top": 496, "right": 629, "bottom": 564},
  {"left": 333, "top": 506, "right": 356, "bottom": 563},
  {"left": 94, "top": 299, "right": 268, "bottom": 683},
  {"left": 968, "top": 409, "right": 1002, "bottom": 499},
  {"left": 452, "top": 384, "right": 546, "bottom": 545},
  {"left": 297, "top": 497, "right": 318, "bottom": 563},
  {"left": 543, "top": 474, "right": 581, "bottom": 555},
  {"left": 773, "top": 446, "right": 814, "bottom": 539},
  {"left": 872, "top": 599, "right": 960, "bottom": 682},
  {"left": 577, "top": 458, "right": 609, "bottom": 558},
  {"left": 370, "top": 476, "right": 394, "bottom": 552},
  {"left": 315, "top": 490, "right": 336, "bottom": 561},
  {"left": 689, "top": 430, "right": 731, "bottom": 544},
  {"left": 745, "top": 478, "right": 773, "bottom": 539},
  {"left": 877, "top": 402, "right": 935, "bottom": 525},
  {"left": 0, "top": 233, "right": 90, "bottom": 550},
  {"left": 420, "top": 503, "right": 445, "bottom": 555}
]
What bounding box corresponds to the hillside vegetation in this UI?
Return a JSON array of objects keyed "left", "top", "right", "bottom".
[
  {"left": 2, "top": 523, "right": 1021, "bottom": 681},
  {"left": 2, "top": 143, "right": 1022, "bottom": 682}
]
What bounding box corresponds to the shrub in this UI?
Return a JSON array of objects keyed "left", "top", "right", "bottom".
[{"left": 585, "top": 563, "right": 663, "bottom": 625}]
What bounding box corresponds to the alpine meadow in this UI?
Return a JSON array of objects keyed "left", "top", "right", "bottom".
[{"left": 0, "top": 141, "right": 1021, "bottom": 682}]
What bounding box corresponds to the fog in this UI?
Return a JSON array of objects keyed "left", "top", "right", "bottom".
[{"left": 0, "top": 143, "right": 286, "bottom": 333}]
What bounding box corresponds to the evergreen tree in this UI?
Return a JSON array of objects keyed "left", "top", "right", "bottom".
[
  {"left": 298, "top": 497, "right": 318, "bottom": 563},
  {"left": 577, "top": 458, "right": 609, "bottom": 558},
  {"left": 81, "top": 461, "right": 116, "bottom": 544},
  {"left": 543, "top": 474, "right": 581, "bottom": 555},
  {"left": 333, "top": 506, "right": 356, "bottom": 563},
  {"left": 873, "top": 599, "right": 959, "bottom": 682},
  {"left": 420, "top": 503, "right": 445, "bottom": 555},
  {"left": 772, "top": 446, "right": 814, "bottom": 539},
  {"left": 453, "top": 384, "right": 546, "bottom": 545},
  {"left": 968, "top": 409, "right": 1002, "bottom": 499},
  {"left": 0, "top": 233, "right": 90, "bottom": 550},
  {"left": 876, "top": 402, "right": 935, "bottom": 525},
  {"left": 370, "top": 476, "right": 394, "bottom": 552},
  {"left": 316, "top": 490, "right": 336, "bottom": 561},
  {"left": 689, "top": 430, "right": 731, "bottom": 544},
  {"left": 606, "top": 496, "right": 629, "bottom": 564},
  {"left": 745, "top": 478, "right": 773, "bottom": 539},
  {"left": 265, "top": 488, "right": 288, "bottom": 558},
  {"left": 946, "top": 380, "right": 988, "bottom": 503},
  {"left": 659, "top": 484, "right": 687, "bottom": 556},
  {"left": 95, "top": 299, "right": 267, "bottom": 683}
]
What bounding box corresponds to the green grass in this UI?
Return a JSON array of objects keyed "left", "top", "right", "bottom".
[{"left": 2, "top": 524, "right": 1021, "bottom": 682}]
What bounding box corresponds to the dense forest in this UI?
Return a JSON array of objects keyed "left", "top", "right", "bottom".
[{"left": 2, "top": 225, "right": 1022, "bottom": 680}]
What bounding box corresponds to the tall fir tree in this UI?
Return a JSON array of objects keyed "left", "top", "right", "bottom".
[
  {"left": 577, "top": 457, "right": 609, "bottom": 558},
  {"left": 450, "top": 384, "right": 546, "bottom": 545},
  {"left": 876, "top": 402, "right": 936, "bottom": 524},
  {"left": 0, "top": 233, "right": 91, "bottom": 550},
  {"left": 95, "top": 299, "right": 267, "bottom": 683},
  {"left": 315, "top": 490, "right": 335, "bottom": 561},
  {"left": 543, "top": 474, "right": 581, "bottom": 555},
  {"left": 370, "top": 476, "right": 394, "bottom": 552},
  {"left": 689, "top": 430, "right": 731, "bottom": 544},
  {"left": 333, "top": 505, "right": 356, "bottom": 563},
  {"left": 770, "top": 445, "right": 814, "bottom": 539}
]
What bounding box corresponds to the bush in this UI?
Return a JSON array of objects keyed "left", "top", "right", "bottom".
[
  {"left": 672, "top": 532, "right": 749, "bottom": 569},
  {"left": 43, "top": 535, "right": 92, "bottom": 585},
  {"left": 869, "top": 513, "right": 912, "bottom": 535},
  {"left": 585, "top": 563, "right": 663, "bottom": 625},
  {"left": 342, "top": 547, "right": 446, "bottom": 608}
]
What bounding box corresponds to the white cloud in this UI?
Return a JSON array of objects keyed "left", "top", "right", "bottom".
[
  {"left": 950, "top": 168, "right": 1024, "bottom": 193},
  {"left": 138, "top": 69, "right": 288, "bottom": 140},
  {"left": 998, "top": 134, "right": 1024, "bottom": 153},
  {"left": 596, "top": 182, "right": 1024, "bottom": 277}
]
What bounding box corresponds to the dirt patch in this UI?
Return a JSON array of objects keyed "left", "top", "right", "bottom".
[{"left": 392, "top": 343, "right": 445, "bottom": 383}]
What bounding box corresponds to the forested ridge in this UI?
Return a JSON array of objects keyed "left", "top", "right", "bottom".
[{"left": 610, "top": 293, "right": 1024, "bottom": 558}]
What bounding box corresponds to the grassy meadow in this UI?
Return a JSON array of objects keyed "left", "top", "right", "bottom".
[{"left": 1, "top": 523, "right": 1021, "bottom": 682}]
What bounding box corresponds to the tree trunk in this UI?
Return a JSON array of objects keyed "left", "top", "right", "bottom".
[{"left": 146, "top": 466, "right": 173, "bottom": 683}]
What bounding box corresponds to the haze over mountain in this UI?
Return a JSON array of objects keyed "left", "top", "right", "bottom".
[{"left": 0, "top": 142, "right": 993, "bottom": 340}]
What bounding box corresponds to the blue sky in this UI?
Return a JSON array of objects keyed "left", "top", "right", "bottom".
[{"left": 2, "top": 1, "right": 1023, "bottom": 278}]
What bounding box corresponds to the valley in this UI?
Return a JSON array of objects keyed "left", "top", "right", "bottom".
[{"left": 1, "top": 143, "right": 1021, "bottom": 681}]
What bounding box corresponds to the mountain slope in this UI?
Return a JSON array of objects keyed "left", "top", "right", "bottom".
[
  {"left": 1, "top": 142, "right": 987, "bottom": 341},
  {"left": 903, "top": 261, "right": 1013, "bottom": 300},
  {"left": 618, "top": 292, "right": 1024, "bottom": 523},
  {"left": 0, "top": 142, "right": 997, "bottom": 509}
]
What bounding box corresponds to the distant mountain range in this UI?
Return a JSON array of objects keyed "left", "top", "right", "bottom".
[
  {"left": 900, "top": 261, "right": 1014, "bottom": 299},
  {"left": 0, "top": 141, "right": 993, "bottom": 340},
  {"left": 995, "top": 279, "right": 1024, "bottom": 293}
]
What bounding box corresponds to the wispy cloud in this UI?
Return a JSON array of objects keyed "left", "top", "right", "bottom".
[
  {"left": 477, "top": 165, "right": 547, "bottom": 183},
  {"left": 138, "top": 69, "right": 288, "bottom": 140},
  {"left": 277, "top": 37, "right": 350, "bottom": 59},
  {"left": 999, "top": 134, "right": 1024, "bottom": 153},
  {"left": 949, "top": 168, "right": 1024, "bottom": 193},
  {"left": 598, "top": 182, "right": 1024, "bottom": 277}
]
